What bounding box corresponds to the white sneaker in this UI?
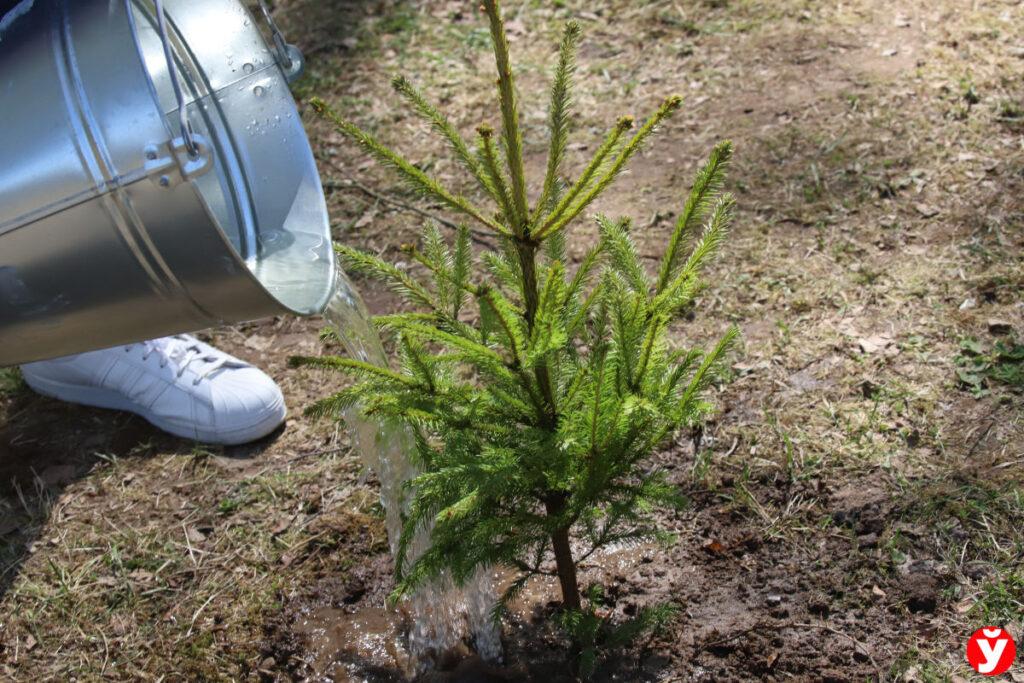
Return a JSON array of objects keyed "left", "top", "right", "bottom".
[{"left": 20, "top": 335, "right": 286, "bottom": 445}]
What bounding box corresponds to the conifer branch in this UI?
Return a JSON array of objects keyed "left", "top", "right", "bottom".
[
  {"left": 656, "top": 140, "right": 733, "bottom": 292},
  {"left": 680, "top": 194, "right": 734, "bottom": 278},
  {"left": 539, "top": 116, "right": 634, "bottom": 234},
  {"left": 677, "top": 326, "right": 738, "bottom": 410},
  {"left": 289, "top": 355, "right": 418, "bottom": 386},
  {"left": 311, "top": 98, "right": 510, "bottom": 237},
  {"left": 533, "top": 21, "right": 583, "bottom": 226},
  {"left": 335, "top": 244, "right": 435, "bottom": 310},
  {"left": 391, "top": 76, "right": 493, "bottom": 198},
  {"left": 480, "top": 0, "right": 530, "bottom": 232},
  {"left": 535, "top": 95, "right": 684, "bottom": 240},
  {"left": 633, "top": 314, "right": 665, "bottom": 391},
  {"left": 476, "top": 124, "right": 517, "bottom": 224}
]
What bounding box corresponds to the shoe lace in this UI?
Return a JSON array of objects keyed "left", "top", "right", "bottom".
[{"left": 124, "top": 335, "right": 236, "bottom": 386}]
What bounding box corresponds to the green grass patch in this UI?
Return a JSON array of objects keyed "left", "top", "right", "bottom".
[
  {"left": 0, "top": 367, "right": 24, "bottom": 396},
  {"left": 954, "top": 338, "right": 1024, "bottom": 396},
  {"left": 972, "top": 571, "right": 1024, "bottom": 627}
]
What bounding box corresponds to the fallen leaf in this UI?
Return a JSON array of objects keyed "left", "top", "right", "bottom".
[
  {"left": 129, "top": 570, "right": 154, "bottom": 583},
  {"left": 914, "top": 203, "right": 940, "bottom": 218},
  {"left": 243, "top": 335, "right": 274, "bottom": 352},
  {"left": 271, "top": 517, "right": 292, "bottom": 536},
  {"left": 703, "top": 539, "right": 727, "bottom": 555},
  {"left": 353, "top": 209, "right": 377, "bottom": 230},
  {"left": 857, "top": 334, "right": 895, "bottom": 355},
  {"left": 185, "top": 527, "right": 206, "bottom": 545},
  {"left": 24, "top": 634, "right": 37, "bottom": 651},
  {"left": 732, "top": 360, "right": 769, "bottom": 375},
  {"left": 872, "top": 585, "right": 887, "bottom": 598}
]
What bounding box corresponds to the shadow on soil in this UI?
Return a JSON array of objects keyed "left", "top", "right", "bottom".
[{"left": 0, "top": 383, "right": 283, "bottom": 599}]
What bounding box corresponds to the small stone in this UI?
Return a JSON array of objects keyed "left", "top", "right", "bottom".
[
  {"left": 807, "top": 594, "right": 830, "bottom": 616},
  {"left": 766, "top": 594, "right": 783, "bottom": 606},
  {"left": 988, "top": 319, "right": 1013, "bottom": 335},
  {"left": 964, "top": 562, "right": 991, "bottom": 581},
  {"left": 259, "top": 656, "right": 275, "bottom": 670},
  {"left": 858, "top": 533, "right": 879, "bottom": 548}
]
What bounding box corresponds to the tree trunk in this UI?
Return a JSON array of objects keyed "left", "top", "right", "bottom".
[{"left": 550, "top": 526, "right": 581, "bottom": 610}]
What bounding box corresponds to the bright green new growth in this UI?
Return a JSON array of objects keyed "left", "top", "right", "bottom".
[{"left": 302, "top": 0, "right": 736, "bottom": 670}]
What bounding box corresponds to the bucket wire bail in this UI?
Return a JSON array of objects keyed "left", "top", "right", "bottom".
[
  {"left": 153, "top": 0, "right": 198, "bottom": 159},
  {"left": 256, "top": 0, "right": 304, "bottom": 83}
]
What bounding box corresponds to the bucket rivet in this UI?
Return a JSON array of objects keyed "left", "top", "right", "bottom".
[
  {"left": 145, "top": 150, "right": 158, "bottom": 161},
  {"left": 158, "top": 175, "right": 171, "bottom": 187}
]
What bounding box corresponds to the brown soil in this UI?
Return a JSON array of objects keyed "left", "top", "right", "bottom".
[{"left": 2, "top": 0, "right": 1023, "bottom": 681}]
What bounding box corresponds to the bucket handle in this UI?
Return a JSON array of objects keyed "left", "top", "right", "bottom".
[
  {"left": 153, "top": 0, "right": 198, "bottom": 159},
  {"left": 256, "top": 0, "right": 305, "bottom": 83}
]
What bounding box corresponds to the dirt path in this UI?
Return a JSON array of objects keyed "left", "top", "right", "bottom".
[{"left": 2, "top": 0, "right": 1022, "bottom": 681}]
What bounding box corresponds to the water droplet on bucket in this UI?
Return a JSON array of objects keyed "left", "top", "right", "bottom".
[
  {"left": 253, "top": 85, "right": 266, "bottom": 97},
  {"left": 242, "top": 62, "right": 254, "bottom": 74}
]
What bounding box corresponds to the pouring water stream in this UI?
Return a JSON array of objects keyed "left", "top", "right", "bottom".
[{"left": 320, "top": 261, "right": 501, "bottom": 671}]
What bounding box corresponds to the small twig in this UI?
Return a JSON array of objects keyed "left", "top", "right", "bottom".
[
  {"left": 182, "top": 523, "right": 197, "bottom": 568},
  {"left": 699, "top": 622, "right": 765, "bottom": 651},
  {"left": 284, "top": 446, "right": 348, "bottom": 462},
  {"left": 967, "top": 409, "right": 998, "bottom": 458},
  {"left": 185, "top": 590, "right": 223, "bottom": 638}
]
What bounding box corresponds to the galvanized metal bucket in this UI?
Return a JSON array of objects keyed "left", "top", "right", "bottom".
[{"left": 0, "top": 0, "right": 336, "bottom": 366}]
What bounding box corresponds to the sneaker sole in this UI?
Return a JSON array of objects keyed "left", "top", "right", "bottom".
[{"left": 22, "top": 374, "right": 286, "bottom": 446}]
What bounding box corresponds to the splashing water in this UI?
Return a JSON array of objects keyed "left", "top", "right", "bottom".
[{"left": 322, "top": 262, "right": 502, "bottom": 673}]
